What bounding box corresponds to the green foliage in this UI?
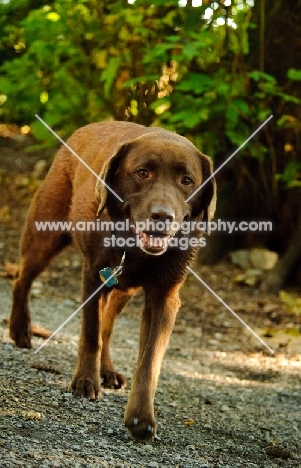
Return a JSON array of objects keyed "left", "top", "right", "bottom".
[
  {"left": 0, "top": 0, "right": 300, "bottom": 204},
  {"left": 287, "top": 68, "right": 301, "bottom": 81},
  {"left": 0, "top": 0, "right": 168, "bottom": 144},
  {"left": 280, "top": 291, "right": 301, "bottom": 316},
  {"left": 0, "top": 0, "right": 260, "bottom": 148},
  {"left": 278, "top": 161, "right": 301, "bottom": 188}
]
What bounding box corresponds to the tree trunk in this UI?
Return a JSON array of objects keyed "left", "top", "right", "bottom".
[{"left": 261, "top": 202, "right": 301, "bottom": 292}]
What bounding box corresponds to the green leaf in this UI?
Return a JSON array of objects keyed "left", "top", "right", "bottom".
[
  {"left": 287, "top": 68, "right": 301, "bottom": 81},
  {"left": 277, "top": 115, "right": 298, "bottom": 128},
  {"left": 40, "top": 91, "right": 48, "bottom": 103},
  {"left": 182, "top": 44, "right": 199, "bottom": 60},
  {"left": 226, "top": 107, "right": 239, "bottom": 127},
  {"left": 215, "top": 81, "right": 229, "bottom": 96},
  {"left": 248, "top": 71, "right": 276, "bottom": 83},
  {"left": 169, "top": 110, "right": 201, "bottom": 129},
  {"left": 279, "top": 93, "right": 301, "bottom": 104},
  {"left": 46, "top": 12, "right": 60, "bottom": 22},
  {"left": 225, "top": 129, "right": 248, "bottom": 147},
  {"left": 176, "top": 73, "right": 214, "bottom": 94},
  {"left": 280, "top": 161, "right": 301, "bottom": 185},
  {"left": 257, "top": 109, "right": 273, "bottom": 121},
  {"left": 232, "top": 99, "right": 250, "bottom": 115},
  {"left": 100, "top": 56, "right": 121, "bottom": 98}
]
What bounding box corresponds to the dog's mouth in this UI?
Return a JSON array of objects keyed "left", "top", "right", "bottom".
[{"left": 133, "top": 226, "right": 174, "bottom": 256}]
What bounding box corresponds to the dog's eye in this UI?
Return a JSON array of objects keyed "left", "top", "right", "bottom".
[
  {"left": 181, "top": 176, "right": 194, "bottom": 185},
  {"left": 136, "top": 169, "right": 149, "bottom": 179}
]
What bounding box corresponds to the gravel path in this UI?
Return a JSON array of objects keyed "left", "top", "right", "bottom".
[{"left": 1, "top": 254, "right": 301, "bottom": 468}]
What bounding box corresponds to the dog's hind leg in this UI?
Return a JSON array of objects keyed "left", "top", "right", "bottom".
[
  {"left": 9, "top": 159, "right": 73, "bottom": 348},
  {"left": 100, "top": 287, "right": 140, "bottom": 388}
]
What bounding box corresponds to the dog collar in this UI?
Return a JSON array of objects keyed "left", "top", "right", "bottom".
[{"left": 111, "top": 228, "right": 145, "bottom": 258}]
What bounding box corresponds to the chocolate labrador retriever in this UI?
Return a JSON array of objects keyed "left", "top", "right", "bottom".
[{"left": 9, "top": 121, "right": 216, "bottom": 441}]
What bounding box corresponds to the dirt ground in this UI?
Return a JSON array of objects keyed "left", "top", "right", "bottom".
[{"left": 0, "top": 135, "right": 300, "bottom": 467}]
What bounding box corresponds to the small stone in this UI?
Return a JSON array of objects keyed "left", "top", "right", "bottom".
[
  {"left": 230, "top": 250, "right": 251, "bottom": 269},
  {"left": 147, "top": 463, "right": 159, "bottom": 468},
  {"left": 107, "top": 428, "right": 114, "bottom": 435},
  {"left": 125, "top": 339, "right": 137, "bottom": 347},
  {"left": 223, "top": 321, "right": 231, "bottom": 327},
  {"left": 31, "top": 281, "right": 43, "bottom": 297},
  {"left": 85, "top": 439, "right": 95, "bottom": 445},
  {"left": 250, "top": 248, "right": 278, "bottom": 270},
  {"left": 214, "top": 332, "right": 223, "bottom": 340},
  {"left": 203, "top": 424, "right": 212, "bottom": 430},
  {"left": 3, "top": 343, "right": 14, "bottom": 350},
  {"left": 62, "top": 299, "right": 75, "bottom": 307},
  {"left": 208, "top": 339, "right": 219, "bottom": 345},
  {"left": 72, "top": 445, "right": 81, "bottom": 451},
  {"left": 221, "top": 405, "right": 230, "bottom": 411},
  {"left": 143, "top": 444, "right": 153, "bottom": 451}
]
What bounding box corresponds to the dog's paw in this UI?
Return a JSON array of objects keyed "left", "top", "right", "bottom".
[
  {"left": 101, "top": 370, "right": 126, "bottom": 389},
  {"left": 9, "top": 326, "right": 32, "bottom": 349},
  {"left": 69, "top": 376, "right": 101, "bottom": 400},
  {"left": 124, "top": 414, "right": 157, "bottom": 441}
]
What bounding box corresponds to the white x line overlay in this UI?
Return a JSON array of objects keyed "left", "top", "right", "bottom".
[
  {"left": 35, "top": 114, "right": 124, "bottom": 203},
  {"left": 187, "top": 266, "right": 274, "bottom": 354},
  {"left": 186, "top": 114, "right": 274, "bottom": 202},
  {"left": 34, "top": 266, "right": 122, "bottom": 354},
  {"left": 34, "top": 114, "right": 274, "bottom": 355}
]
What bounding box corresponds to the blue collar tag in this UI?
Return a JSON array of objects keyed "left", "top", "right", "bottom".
[
  {"left": 99, "top": 251, "right": 126, "bottom": 287},
  {"left": 99, "top": 267, "right": 119, "bottom": 287}
]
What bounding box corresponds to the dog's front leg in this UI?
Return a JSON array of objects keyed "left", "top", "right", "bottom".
[
  {"left": 124, "top": 284, "right": 181, "bottom": 441},
  {"left": 69, "top": 261, "right": 103, "bottom": 400}
]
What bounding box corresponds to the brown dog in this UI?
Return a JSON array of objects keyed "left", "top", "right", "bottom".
[{"left": 9, "top": 121, "right": 216, "bottom": 441}]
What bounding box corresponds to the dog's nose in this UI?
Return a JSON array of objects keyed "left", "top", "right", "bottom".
[{"left": 150, "top": 206, "right": 175, "bottom": 223}]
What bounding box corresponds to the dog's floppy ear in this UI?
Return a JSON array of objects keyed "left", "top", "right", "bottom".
[
  {"left": 191, "top": 152, "right": 216, "bottom": 233},
  {"left": 95, "top": 129, "right": 163, "bottom": 215},
  {"left": 95, "top": 143, "right": 129, "bottom": 215}
]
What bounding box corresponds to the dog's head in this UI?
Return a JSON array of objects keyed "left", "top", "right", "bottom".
[{"left": 95, "top": 130, "right": 216, "bottom": 255}]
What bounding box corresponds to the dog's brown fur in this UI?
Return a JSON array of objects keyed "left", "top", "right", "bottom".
[{"left": 9, "top": 121, "right": 216, "bottom": 441}]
